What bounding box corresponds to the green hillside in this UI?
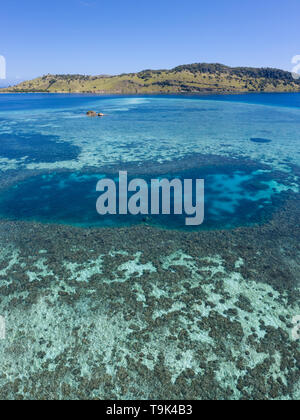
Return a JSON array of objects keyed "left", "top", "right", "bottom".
[{"left": 1, "top": 63, "right": 300, "bottom": 94}]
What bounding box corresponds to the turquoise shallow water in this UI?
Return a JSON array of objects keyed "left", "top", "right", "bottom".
[
  {"left": 0, "top": 93, "right": 299, "bottom": 228},
  {"left": 0, "top": 93, "right": 300, "bottom": 173}
]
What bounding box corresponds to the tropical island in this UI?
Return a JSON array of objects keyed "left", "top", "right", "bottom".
[{"left": 1, "top": 63, "right": 300, "bottom": 94}]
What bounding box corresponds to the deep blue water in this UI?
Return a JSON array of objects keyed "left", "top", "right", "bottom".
[
  {"left": 0, "top": 132, "right": 80, "bottom": 162},
  {"left": 1, "top": 92, "right": 300, "bottom": 112},
  {"left": 0, "top": 166, "right": 292, "bottom": 230}
]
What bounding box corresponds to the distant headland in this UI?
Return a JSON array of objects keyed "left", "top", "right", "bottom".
[{"left": 1, "top": 63, "right": 300, "bottom": 94}]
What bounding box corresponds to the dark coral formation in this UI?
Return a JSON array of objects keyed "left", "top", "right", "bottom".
[
  {"left": 0, "top": 155, "right": 299, "bottom": 400},
  {"left": 0, "top": 167, "right": 299, "bottom": 399},
  {"left": 250, "top": 138, "right": 272, "bottom": 144},
  {"left": 0, "top": 133, "right": 80, "bottom": 163}
]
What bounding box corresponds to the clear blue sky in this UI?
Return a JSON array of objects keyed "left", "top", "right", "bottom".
[{"left": 1, "top": 0, "right": 300, "bottom": 81}]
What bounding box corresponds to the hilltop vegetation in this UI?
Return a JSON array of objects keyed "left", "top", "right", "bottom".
[{"left": 1, "top": 63, "right": 300, "bottom": 94}]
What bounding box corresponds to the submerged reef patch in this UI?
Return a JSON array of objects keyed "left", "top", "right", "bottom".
[
  {"left": 250, "top": 137, "right": 272, "bottom": 143},
  {"left": 0, "top": 187, "right": 299, "bottom": 400},
  {"left": 250, "top": 138, "right": 272, "bottom": 144},
  {"left": 0, "top": 133, "right": 80, "bottom": 163}
]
